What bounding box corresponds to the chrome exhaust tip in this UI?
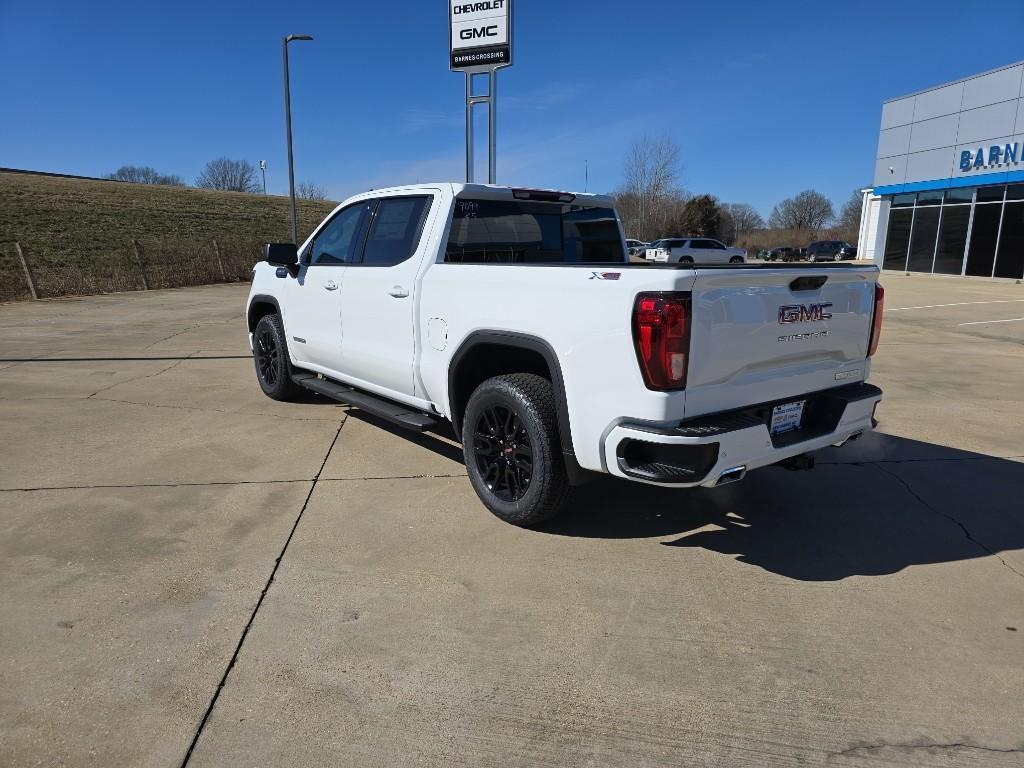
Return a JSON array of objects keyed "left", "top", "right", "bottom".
[
  {"left": 832, "top": 431, "right": 864, "bottom": 448},
  {"left": 715, "top": 466, "right": 747, "bottom": 487}
]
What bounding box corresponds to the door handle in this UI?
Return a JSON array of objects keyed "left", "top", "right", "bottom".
[
  {"left": 389, "top": 286, "right": 410, "bottom": 299},
  {"left": 324, "top": 280, "right": 338, "bottom": 292}
]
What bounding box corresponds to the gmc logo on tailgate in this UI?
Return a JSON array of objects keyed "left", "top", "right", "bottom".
[{"left": 779, "top": 303, "right": 833, "bottom": 324}]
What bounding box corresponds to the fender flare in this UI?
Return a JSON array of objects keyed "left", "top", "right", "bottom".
[
  {"left": 448, "top": 330, "right": 581, "bottom": 474},
  {"left": 247, "top": 294, "right": 283, "bottom": 332}
]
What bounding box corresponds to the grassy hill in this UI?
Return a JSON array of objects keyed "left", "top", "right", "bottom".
[{"left": 0, "top": 170, "right": 337, "bottom": 301}]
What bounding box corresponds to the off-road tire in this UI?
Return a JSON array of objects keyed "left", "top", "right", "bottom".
[
  {"left": 462, "top": 374, "right": 571, "bottom": 527},
  {"left": 253, "top": 313, "right": 300, "bottom": 401}
]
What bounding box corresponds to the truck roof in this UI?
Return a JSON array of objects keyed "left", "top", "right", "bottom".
[{"left": 363, "top": 182, "right": 615, "bottom": 206}]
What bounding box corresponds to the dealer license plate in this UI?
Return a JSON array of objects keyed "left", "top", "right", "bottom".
[{"left": 770, "top": 401, "right": 805, "bottom": 435}]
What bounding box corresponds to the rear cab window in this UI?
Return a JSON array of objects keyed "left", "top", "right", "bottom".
[{"left": 444, "top": 198, "right": 625, "bottom": 264}]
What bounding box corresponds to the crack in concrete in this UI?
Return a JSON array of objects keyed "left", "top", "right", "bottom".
[
  {"left": 0, "top": 479, "right": 312, "bottom": 493},
  {"left": 0, "top": 351, "right": 52, "bottom": 374},
  {"left": 319, "top": 473, "right": 467, "bottom": 482},
  {"left": 873, "top": 463, "right": 1024, "bottom": 581},
  {"left": 0, "top": 474, "right": 464, "bottom": 494},
  {"left": 86, "top": 356, "right": 190, "bottom": 398},
  {"left": 178, "top": 418, "right": 346, "bottom": 768},
  {"left": 142, "top": 323, "right": 205, "bottom": 350},
  {"left": 142, "top": 315, "right": 241, "bottom": 351},
  {"left": 830, "top": 740, "right": 1024, "bottom": 759}
]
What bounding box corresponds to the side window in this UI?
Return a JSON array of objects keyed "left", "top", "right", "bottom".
[
  {"left": 708, "top": 240, "right": 726, "bottom": 249},
  {"left": 690, "top": 239, "right": 710, "bottom": 249},
  {"left": 309, "top": 202, "right": 374, "bottom": 265},
  {"left": 360, "top": 196, "right": 433, "bottom": 267}
]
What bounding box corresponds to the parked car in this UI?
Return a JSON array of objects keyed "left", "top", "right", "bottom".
[
  {"left": 248, "top": 183, "right": 884, "bottom": 526},
  {"left": 645, "top": 237, "right": 747, "bottom": 264},
  {"left": 625, "top": 239, "right": 648, "bottom": 258},
  {"left": 808, "top": 241, "right": 857, "bottom": 262},
  {"left": 766, "top": 246, "right": 801, "bottom": 262}
]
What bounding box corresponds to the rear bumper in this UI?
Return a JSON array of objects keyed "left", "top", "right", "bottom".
[{"left": 604, "top": 383, "right": 882, "bottom": 488}]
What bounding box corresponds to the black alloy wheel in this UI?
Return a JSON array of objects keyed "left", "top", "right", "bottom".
[
  {"left": 462, "top": 374, "right": 571, "bottom": 526},
  {"left": 255, "top": 325, "right": 280, "bottom": 387},
  {"left": 253, "top": 313, "right": 300, "bottom": 401},
  {"left": 472, "top": 404, "right": 534, "bottom": 502}
]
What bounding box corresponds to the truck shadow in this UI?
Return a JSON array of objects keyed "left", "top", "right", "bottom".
[
  {"left": 538, "top": 433, "right": 1024, "bottom": 582},
  {"left": 327, "top": 404, "right": 1023, "bottom": 583}
]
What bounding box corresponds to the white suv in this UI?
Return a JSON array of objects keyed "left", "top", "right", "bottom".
[{"left": 646, "top": 238, "right": 747, "bottom": 264}]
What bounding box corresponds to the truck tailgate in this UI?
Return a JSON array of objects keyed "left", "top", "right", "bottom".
[{"left": 684, "top": 266, "right": 879, "bottom": 418}]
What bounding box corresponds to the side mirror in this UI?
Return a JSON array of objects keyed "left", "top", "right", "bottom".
[{"left": 264, "top": 243, "right": 299, "bottom": 268}]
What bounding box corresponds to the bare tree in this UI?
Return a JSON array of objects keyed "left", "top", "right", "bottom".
[
  {"left": 195, "top": 158, "right": 261, "bottom": 193},
  {"left": 719, "top": 202, "right": 765, "bottom": 244},
  {"left": 722, "top": 203, "right": 764, "bottom": 234},
  {"left": 297, "top": 181, "right": 327, "bottom": 201},
  {"left": 106, "top": 165, "right": 184, "bottom": 186},
  {"left": 837, "top": 189, "right": 865, "bottom": 233},
  {"left": 615, "top": 134, "right": 686, "bottom": 240},
  {"left": 767, "top": 190, "right": 834, "bottom": 232}
]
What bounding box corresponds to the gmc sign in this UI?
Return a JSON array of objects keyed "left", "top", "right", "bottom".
[{"left": 449, "top": 0, "right": 512, "bottom": 72}]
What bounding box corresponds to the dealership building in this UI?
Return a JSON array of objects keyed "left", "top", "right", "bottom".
[{"left": 860, "top": 61, "right": 1024, "bottom": 279}]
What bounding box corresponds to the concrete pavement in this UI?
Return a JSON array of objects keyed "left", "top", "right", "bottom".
[{"left": 1, "top": 277, "right": 1022, "bottom": 767}]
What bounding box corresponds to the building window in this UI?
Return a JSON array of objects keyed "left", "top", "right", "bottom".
[
  {"left": 965, "top": 204, "right": 1002, "bottom": 277},
  {"left": 883, "top": 209, "right": 913, "bottom": 270},
  {"left": 994, "top": 202, "right": 1024, "bottom": 279},
  {"left": 934, "top": 205, "right": 970, "bottom": 275},
  {"left": 908, "top": 207, "right": 940, "bottom": 272},
  {"left": 881, "top": 184, "right": 1022, "bottom": 278},
  {"left": 945, "top": 188, "right": 974, "bottom": 204},
  {"left": 976, "top": 186, "right": 1006, "bottom": 203}
]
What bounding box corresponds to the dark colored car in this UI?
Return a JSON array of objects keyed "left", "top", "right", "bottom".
[
  {"left": 766, "top": 246, "right": 801, "bottom": 262},
  {"left": 625, "top": 239, "right": 648, "bottom": 258},
  {"left": 808, "top": 240, "right": 857, "bottom": 262}
]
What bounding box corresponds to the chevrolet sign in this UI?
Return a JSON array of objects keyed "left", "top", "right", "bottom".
[{"left": 449, "top": 0, "right": 512, "bottom": 71}]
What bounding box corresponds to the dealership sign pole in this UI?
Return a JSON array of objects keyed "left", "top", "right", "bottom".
[{"left": 449, "top": 0, "right": 512, "bottom": 184}]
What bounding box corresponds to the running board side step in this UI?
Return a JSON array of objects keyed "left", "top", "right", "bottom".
[{"left": 291, "top": 373, "right": 441, "bottom": 432}]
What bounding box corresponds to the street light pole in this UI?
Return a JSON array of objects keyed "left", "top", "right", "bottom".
[{"left": 283, "top": 34, "right": 313, "bottom": 245}]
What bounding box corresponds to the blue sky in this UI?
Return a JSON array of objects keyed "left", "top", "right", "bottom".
[{"left": 1, "top": 1, "right": 1022, "bottom": 216}]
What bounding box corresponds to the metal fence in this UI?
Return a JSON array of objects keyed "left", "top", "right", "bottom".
[{"left": 0, "top": 237, "right": 266, "bottom": 302}]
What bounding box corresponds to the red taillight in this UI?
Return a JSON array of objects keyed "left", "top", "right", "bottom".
[
  {"left": 868, "top": 284, "right": 885, "bottom": 357},
  {"left": 633, "top": 293, "right": 691, "bottom": 390}
]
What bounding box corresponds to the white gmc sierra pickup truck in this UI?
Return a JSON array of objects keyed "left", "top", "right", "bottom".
[{"left": 247, "top": 183, "right": 884, "bottom": 526}]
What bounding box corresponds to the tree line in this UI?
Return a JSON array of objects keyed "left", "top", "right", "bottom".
[
  {"left": 104, "top": 159, "right": 327, "bottom": 200},
  {"left": 613, "top": 134, "right": 864, "bottom": 248}
]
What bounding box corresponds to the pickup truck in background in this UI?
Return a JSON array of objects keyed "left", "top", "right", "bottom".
[
  {"left": 247, "top": 184, "right": 884, "bottom": 527},
  {"left": 645, "top": 237, "right": 747, "bottom": 264}
]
